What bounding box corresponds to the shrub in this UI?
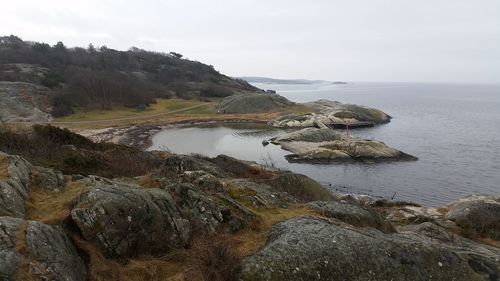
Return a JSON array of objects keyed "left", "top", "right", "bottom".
[
  {"left": 264, "top": 172, "right": 336, "bottom": 202},
  {"left": 186, "top": 236, "right": 241, "bottom": 281},
  {"left": 0, "top": 125, "right": 162, "bottom": 178}
]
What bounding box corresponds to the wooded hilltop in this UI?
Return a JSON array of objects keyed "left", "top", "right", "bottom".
[{"left": 0, "top": 35, "right": 259, "bottom": 117}]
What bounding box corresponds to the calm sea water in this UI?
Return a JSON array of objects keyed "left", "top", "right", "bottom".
[{"left": 150, "top": 82, "right": 500, "bottom": 206}]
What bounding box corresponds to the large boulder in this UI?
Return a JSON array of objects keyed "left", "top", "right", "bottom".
[
  {"left": 445, "top": 195, "right": 500, "bottom": 240},
  {"left": 215, "top": 93, "right": 294, "bottom": 114},
  {"left": 306, "top": 201, "right": 394, "bottom": 232},
  {"left": 241, "top": 217, "right": 500, "bottom": 281},
  {"left": 71, "top": 184, "right": 191, "bottom": 258},
  {"left": 0, "top": 152, "right": 33, "bottom": 217},
  {"left": 0, "top": 217, "right": 86, "bottom": 281}
]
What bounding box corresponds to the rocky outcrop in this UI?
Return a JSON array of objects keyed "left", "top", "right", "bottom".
[
  {"left": 0, "top": 217, "right": 86, "bottom": 281},
  {"left": 0, "top": 152, "right": 34, "bottom": 217},
  {"left": 445, "top": 195, "right": 500, "bottom": 240},
  {"left": 2, "top": 148, "right": 499, "bottom": 281},
  {"left": 241, "top": 217, "right": 500, "bottom": 281},
  {"left": 0, "top": 81, "right": 53, "bottom": 122},
  {"left": 227, "top": 179, "right": 298, "bottom": 208},
  {"left": 32, "top": 166, "right": 67, "bottom": 192},
  {"left": 161, "top": 154, "right": 229, "bottom": 178},
  {"left": 80, "top": 125, "right": 163, "bottom": 150},
  {"left": 171, "top": 183, "right": 231, "bottom": 234},
  {"left": 0, "top": 152, "right": 67, "bottom": 217},
  {"left": 306, "top": 201, "right": 394, "bottom": 232},
  {"left": 271, "top": 128, "right": 417, "bottom": 163},
  {"left": 270, "top": 99, "right": 391, "bottom": 128},
  {"left": 271, "top": 128, "right": 343, "bottom": 143},
  {"left": 215, "top": 93, "right": 294, "bottom": 114},
  {"left": 179, "top": 170, "right": 225, "bottom": 192},
  {"left": 71, "top": 183, "right": 191, "bottom": 258}
]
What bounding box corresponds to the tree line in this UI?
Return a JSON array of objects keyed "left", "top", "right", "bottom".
[{"left": 0, "top": 35, "right": 257, "bottom": 116}]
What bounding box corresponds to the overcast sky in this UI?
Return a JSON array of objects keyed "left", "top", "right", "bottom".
[{"left": 1, "top": 0, "right": 499, "bottom": 83}]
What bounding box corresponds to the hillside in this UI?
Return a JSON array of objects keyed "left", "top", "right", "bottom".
[{"left": 0, "top": 35, "right": 260, "bottom": 119}]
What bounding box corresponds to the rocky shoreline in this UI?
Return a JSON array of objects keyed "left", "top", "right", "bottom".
[
  {"left": 0, "top": 146, "right": 498, "bottom": 280},
  {"left": 80, "top": 118, "right": 269, "bottom": 150}
]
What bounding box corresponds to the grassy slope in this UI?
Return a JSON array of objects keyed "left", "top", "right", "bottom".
[
  {"left": 54, "top": 99, "right": 215, "bottom": 122},
  {"left": 51, "top": 98, "right": 293, "bottom": 130}
]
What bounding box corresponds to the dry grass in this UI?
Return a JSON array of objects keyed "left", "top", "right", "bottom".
[
  {"left": 54, "top": 99, "right": 213, "bottom": 123},
  {"left": 478, "top": 238, "right": 500, "bottom": 248},
  {"left": 69, "top": 199, "right": 318, "bottom": 281},
  {"left": 281, "top": 104, "right": 319, "bottom": 114},
  {"left": 14, "top": 221, "right": 29, "bottom": 255},
  {"left": 25, "top": 181, "right": 89, "bottom": 225},
  {"left": 184, "top": 235, "right": 241, "bottom": 281},
  {"left": 73, "top": 234, "right": 189, "bottom": 281},
  {"left": 56, "top": 110, "right": 279, "bottom": 131},
  {"left": 122, "top": 257, "right": 187, "bottom": 281},
  {"left": 233, "top": 205, "right": 320, "bottom": 256},
  {"left": 137, "top": 173, "right": 162, "bottom": 189},
  {"left": 0, "top": 154, "right": 10, "bottom": 179}
]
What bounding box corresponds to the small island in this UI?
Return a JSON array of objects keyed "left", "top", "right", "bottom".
[{"left": 269, "top": 128, "right": 417, "bottom": 163}]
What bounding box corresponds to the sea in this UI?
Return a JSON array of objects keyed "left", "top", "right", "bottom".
[{"left": 149, "top": 82, "right": 500, "bottom": 206}]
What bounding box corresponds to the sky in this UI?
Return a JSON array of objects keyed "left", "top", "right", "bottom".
[{"left": 1, "top": 0, "right": 499, "bottom": 83}]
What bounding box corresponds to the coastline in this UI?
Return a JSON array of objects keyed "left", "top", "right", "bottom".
[{"left": 79, "top": 118, "right": 271, "bottom": 150}]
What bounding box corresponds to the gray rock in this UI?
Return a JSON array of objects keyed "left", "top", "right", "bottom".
[
  {"left": 0, "top": 217, "right": 86, "bottom": 281},
  {"left": 271, "top": 129, "right": 417, "bottom": 164},
  {"left": 0, "top": 81, "right": 53, "bottom": 122},
  {"left": 179, "top": 170, "right": 225, "bottom": 192},
  {"left": 307, "top": 99, "right": 391, "bottom": 123},
  {"left": 161, "top": 154, "right": 229, "bottom": 178},
  {"left": 0, "top": 152, "right": 33, "bottom": 217},
  {"left": 174, "top": 183, "right": 229, "bottom": 234},
  {"left": 306, "top": 201, "right": 394, "bottom": 232},
  {"left": 445, "top": 195, "right": 500, "bottom": 240},
  {"left": 71, "top": 183, "right": 191, "bottom": 258},
  {"left": 400, "top": 221, "right": 455, "bottom": 243},
  {"left": 270, "top": 99, "right": 391, "bottom": 128},
  {"left": 241, "top": 217, "right": 500, "bottom": 281},
  {"left": 0, "top": 152, "right": 70, "bottom": 217},
  {"left": 271, "top": 128, "right": 343, "bottom": 143},
  {"left": 216, "top": 193, "right": 257, "bottom": 232},
  {"left": 33, "top": 166, "right": 67, "bottom": 192},
  {"left": 227, "top": 179, "right": 298, "bottom": 208},
  {"left": 215, "top": 93, "right": 294, "bottom": 114}
]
